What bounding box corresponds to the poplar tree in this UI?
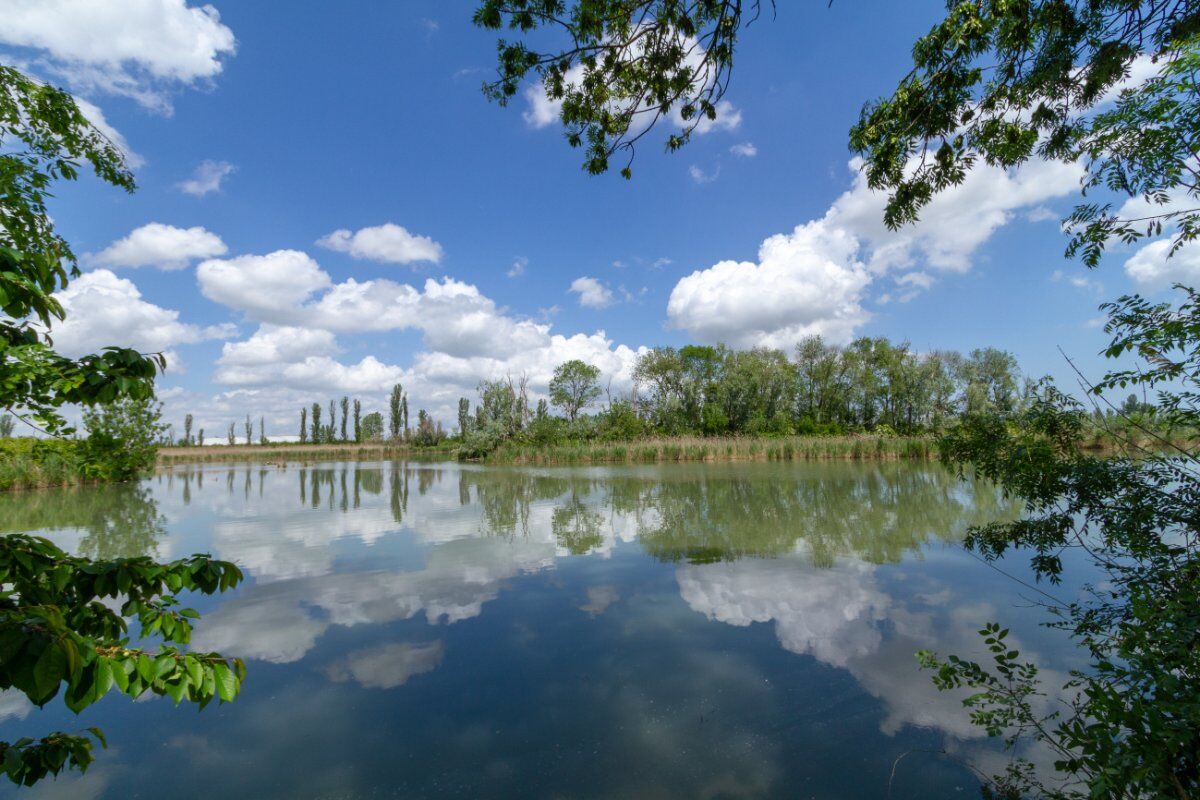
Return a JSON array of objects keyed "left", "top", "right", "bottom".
[
  {"left": 300, "top": 407, "right": 308, "bottom": 444},
  {"left": 340, "top": 396, "right": 349, "bottom": 442},
  {"left": 183, "top": 414, "right": 193, "bottom": 446},
  {"left": 311, "top": 403, "right": 322, "bottom": 443},
  {"left": 226, "top": 422, "right": 235, "bottom": 446},
  {"left": 259, "top": 416, "right": 266, "bottom": 445},
  {"left": 458, "top": 397, "right": 471, "bottom": 436},
  {"left": 198, "top": 429, "right": 204, "bottom": 447},
  {"left": 244, "top": 414, "right": 252, "bottom": 446},
  {"left": 389, "top": 384, "right": 404, "bottom": 440},
  {"left": 353, "top": 399, "right": 362, "bottom": 442}
]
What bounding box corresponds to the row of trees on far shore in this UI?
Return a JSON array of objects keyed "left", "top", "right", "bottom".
[
  {"left": 169, "top": 385, "right": 448, "bottom": 448},
  {"left": 161, "top": 337, "right": 1169, "bottom": 453},
  {"left": 164, "top": 338, "right": 1031, "bottom": 450},
  {"left": 456, "top": 336, "right": 1032, "bottom": 456}
]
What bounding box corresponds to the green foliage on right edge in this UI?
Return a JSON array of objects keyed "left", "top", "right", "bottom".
[
  {"left": 926, "top": 319, "right": 1200, "bottom": 796},
  {"left": 0, "top": 534, "right": 245, "bottom": 785},
  {"left": 926, "top": 290, "right": 1200, "bottom": 798}
]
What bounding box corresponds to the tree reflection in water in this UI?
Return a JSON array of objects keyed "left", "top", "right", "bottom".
[{"left": 0, "top": 482, "right": 167, "bottom": 559}]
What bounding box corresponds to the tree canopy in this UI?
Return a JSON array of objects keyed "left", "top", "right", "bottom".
[
  {"left": 0, "top": 65, "right": 163, "bottom": 435},
  {"left": 0, "top": 62, "right": 243, "bottom": 787},
  {"left": 475, "top": 2, "right": 1199, "bottom": 265},
  {"left": 549, "top": 359, "right": 603, "bottom": 420}
]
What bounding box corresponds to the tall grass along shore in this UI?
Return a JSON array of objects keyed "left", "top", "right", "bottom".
[{"left": 479, "top": 435, "right": 938, "bottom": 466}]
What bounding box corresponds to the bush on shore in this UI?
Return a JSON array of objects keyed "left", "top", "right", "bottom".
[{"left": 1, "top": 397, "right": 165, "bottom": 490}]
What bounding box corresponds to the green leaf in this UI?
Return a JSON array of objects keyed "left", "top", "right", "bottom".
[
  {"left": 32, "top": 641, "right": 66, "bottom": 702},
  {"left": 212, "top": 662, "right": 238, "bottom": 703},
  {"left": 136, "top": 654, "right": 154, "bottom": 684}
]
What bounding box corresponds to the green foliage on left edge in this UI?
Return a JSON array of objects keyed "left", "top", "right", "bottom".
[
  {"left": 1, "top": 61, "right": 243, "bottom": 788},
  {"left": 0, "top": 534, "right": 245, "bottom": 785},
  {"left": 0, "top": 64, "right": 163, "bottom": 435}
]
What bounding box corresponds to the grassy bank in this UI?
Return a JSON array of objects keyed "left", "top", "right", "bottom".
[
  {"left": 479, "top": 435, "right": 938, "bottom": 466},
  {"left": 0, "top": 438, "right": 102, "bottom": 491},
  {"left": 155, "top": 441, "right": 456, "bottom": 465}
]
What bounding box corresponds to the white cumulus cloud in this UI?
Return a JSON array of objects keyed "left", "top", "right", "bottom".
[
  {"left": 195, "top": 249, "right": 645, "bottom": 419},
  {"left": 317, "top": 223, "right": 443, "bottom": 265},
  {"left": 177, "top": 160, "right": 235, "bottom": 196},
  {"left": 49, "top": 269, "right": 231, "bottom": 364},
  {"left": 523, "top": 38, "right": 743, "bottom": 138},
  {"left": 1124, "top": 238, "right": 1200, "bottom": 290},
  {"left": 91, "top": 222, "right": 227, "bottom": 270},
  {"left": 570, "top": 276, "right": 615, "bottom": 309},
  {"left": 667, "top": 157, "right": 1083, "bottom": 348},
  {"left": 197, "top": 250, "right": 332, "bottom": 321},
  {"left": 0, "top": 0, "right": 237, "bottom": 112},
  {"left": 669, "top": 221, "right": 870, "bottom": 347}
]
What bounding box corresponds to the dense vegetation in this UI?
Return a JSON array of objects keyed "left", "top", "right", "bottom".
[
  {"left": 454, "top": 338, "right": 1156, "bottom": 460},
  {"left": 0, "top": 398, "right": 165, "bottom": 491}
]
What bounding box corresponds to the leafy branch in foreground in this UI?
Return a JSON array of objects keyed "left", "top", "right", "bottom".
[
  {"left": 1, "top": 64, "right": 163, "bottom": 435},
  {"left": 0, "top": 534, "right": 245, "bottom": 786},
  {"left": 926, "top": 288, "right": 1200, "bottom": 799},
  {"left": 851, "top": 5, "right": 1199, "bottom": 265},
  {"left": 473, "top": 0, "right": 769, "bottom": 176}
]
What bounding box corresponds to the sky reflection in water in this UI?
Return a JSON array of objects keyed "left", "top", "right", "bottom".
[{"left": 0, "top": 460, "right": 1080, "bottom": 799}]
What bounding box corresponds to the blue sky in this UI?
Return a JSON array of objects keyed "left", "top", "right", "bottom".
[{"left": 3, "top": 0, "right": 1183, "bottom": 435}]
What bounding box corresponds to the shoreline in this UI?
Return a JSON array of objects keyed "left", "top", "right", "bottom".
[
  {"left": 477, "top": 435, "right": 938, "bottom": 466},
  {"left": 153, "top": 435, "right": 939, "bottom": 467},
  {"left": 155, "top": 442, "right": 455, "bottom": 464}
]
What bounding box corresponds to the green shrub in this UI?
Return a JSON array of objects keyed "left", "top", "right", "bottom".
[
  {"left": 0, "top": 438, "right": 87, "bottom": 490},
  {"left": 81, "top": 396, "right": 165, "bottom": 481}
]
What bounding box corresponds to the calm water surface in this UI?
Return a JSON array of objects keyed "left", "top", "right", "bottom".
[{"left": 0, "top": 460, "right": 1079, "bottom": 799}]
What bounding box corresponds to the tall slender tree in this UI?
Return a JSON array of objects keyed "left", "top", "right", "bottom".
[
  {"left": 197, "top": 428, "right": 204, "bottom": 447},
  {"left": 340, "top": 396, "right": 349, "bottom": 442},
  {"left": 183, "top": 413, "right": 194, "bottom": 446},
  {"left": 311, "top": 403, "right": 322, "bottom": 443},
  {"left": 300, "top": 407, "right": 308, "bottom": 444},
  {"left": 259, "top": 415, "right": 266, "bottom": 445},
  {"left": 389, "top": 384, "right": 404, "bottom": 440},
  {"left": 458, "top": 397, "right": 471, "bottom": 436},
  {"left": 353, "top": 399, "right": 362, "bottom": 442},
  {"left": 226, "top": 422, "right": 235, "bottom": 446},
  {"left": 244, "top": 414, "right": 252, "bottom": 446},
  {"left": 401, "top": 394, "right": 409, "bottom": 439},
  {"left": 328, "top": 400, "right": 336, "bottom": 443}
]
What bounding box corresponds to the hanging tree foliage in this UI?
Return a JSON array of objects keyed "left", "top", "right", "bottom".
[{"left": 0, "top": 62, "right": 245, "bottom": 786}]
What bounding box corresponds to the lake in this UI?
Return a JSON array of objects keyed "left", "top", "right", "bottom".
[{"left": 0, "top": 460, "right": 1079, "bottom": 799}]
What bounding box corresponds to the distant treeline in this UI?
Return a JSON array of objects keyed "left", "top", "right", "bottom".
[
  {"left": 170, "top": 385, "right": 448, "bottom": 449},
  {"left": 456, "top": 336, "right": 1031, "bottom": 457}
]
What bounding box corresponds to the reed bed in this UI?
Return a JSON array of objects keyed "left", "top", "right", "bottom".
[
  {"left": 483, "top": 435, "right": 937, "bottom": 466},
  {"left": 0, "top": 439, "right": 92, "bottom": 492}
]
